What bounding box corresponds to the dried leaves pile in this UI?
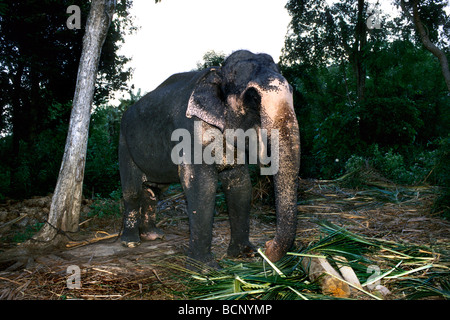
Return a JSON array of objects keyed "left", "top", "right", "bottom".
[{"left": 0, "top": 176, "right": 449, "bottom": 300}]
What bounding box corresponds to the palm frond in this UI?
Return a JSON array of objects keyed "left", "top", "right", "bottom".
[{"left": 164, "top": 221, "right": 449, "bottom": 300}]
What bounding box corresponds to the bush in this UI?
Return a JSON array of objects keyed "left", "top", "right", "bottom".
[
  {"left": 84, "top": 105, "right": 121, "bottom": 197},
  {"left": 311, "top": 94, "right": 426, "bottom": 180},
  {"left": 344, "top": 144, "right": 436, "bottom": 186},
  {"left": 358, "top": 97, "right": 423, "bottom": 148},
  {"left": 84, "top": 93, "right": 139, "bottom": 198},
  {"left": 430, "top": 135, "right": 450, "bottom": 219},
  {"left": 312, "top": 102, "right": 362, "bottom": 179},
  {"left": 88, "top": 187, "right": 122, "bottom": 218},
  {"left": 0, "top": 164, "right": 10, "bottom": 201}
]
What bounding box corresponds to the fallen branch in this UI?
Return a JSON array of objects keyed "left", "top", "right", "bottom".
[
  {"left": 66, "top": 232, "right": 119, "bottom": 248},
  {"left": 0, "top": 214, "right": 28, "bottom": 233}
]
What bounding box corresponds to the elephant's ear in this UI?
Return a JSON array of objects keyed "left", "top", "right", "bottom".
[{"left": 186, "top": 68, "right": 226, "bottom": 132}]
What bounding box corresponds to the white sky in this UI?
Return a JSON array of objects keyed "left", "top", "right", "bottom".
[{"left": 117, "top": 0, "right": 291, "bottom": 98}]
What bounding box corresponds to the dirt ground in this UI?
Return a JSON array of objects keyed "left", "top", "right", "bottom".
[{"left": 0, "top": 178, "right": 449, "bottom": 300}]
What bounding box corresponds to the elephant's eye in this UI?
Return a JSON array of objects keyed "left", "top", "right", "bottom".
[{"left": 243, "top": 87, "right": 261, "bottom": 112}]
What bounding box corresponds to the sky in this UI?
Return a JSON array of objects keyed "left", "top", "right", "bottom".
[{"left": 117, "top": 0, "right": 291, "bottom": 99}]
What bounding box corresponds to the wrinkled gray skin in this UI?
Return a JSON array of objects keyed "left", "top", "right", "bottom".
[{"left": 119, "top": 50, "right": 300, "bottom": 266}]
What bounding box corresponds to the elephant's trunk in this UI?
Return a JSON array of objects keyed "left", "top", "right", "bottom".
[{"left": 252, "top": 75, "right": 301, "bottom": 262}]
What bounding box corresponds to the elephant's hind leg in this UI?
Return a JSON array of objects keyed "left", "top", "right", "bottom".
[
  {"left": 139, "top": 182, "right": 164, "bottom": 241},
  {"left": 121, "top": 189, "right": 142, "bottom": 248},
  {"left": 119, "top": 134, "right": 144, "bottom": 248}
]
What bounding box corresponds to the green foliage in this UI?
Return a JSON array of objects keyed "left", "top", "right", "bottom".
[
  {"left": 84, "top": 91, "right": 141, "bottom": 198},
  {"left": 85, "top": 105, "right": 122, "bottom": 196},
  {"left": 12, "top": 222, "right": 45, "bottom": 243},
  {"left": 0, "top": 91, "right": 138, "bottom": 200},
  {"left": 430, "top": 135, "right": 450, "bottom": 219},
  {"left": 394, "top": 0, "right": 450, "bottom": 48},
  {"left": 283, "top": 36, "right": 449, "bottom": 182},
  {"left": 88, "top": 188, "right": 122, "bottom": 218},
  {"left": 0, "top": 0, "right": 135, "bottom": 199},
  {"left": 310, "top": 94, "right": 426, "bottom": 180},
  {"left": 282, "top": 0, "right": 449, "bottom": 221},
  {"left": 311, "top": 101, "right": 362, "bottom": 178},
  {"left": 0, "top": 169, "right": 9, "bottom": 202},
  {"left": 344, "top": 144, "right": 435, "bottom": 186},
  {"left": 358, "top": 97, "right": 423, "bottom": 147},
  {"left": 2, "top": 124, "right": 68, "bottom": 198}
]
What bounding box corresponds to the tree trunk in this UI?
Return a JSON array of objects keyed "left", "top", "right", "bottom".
[
  {"left": 355, "top": 0, "right": 367, "bottom": 101},
  {"left": 401, "top": 0, "right": 450, "bottom": 92},
  {"left": 10, "top": 61, "right": 25, "bottom": 195},
  {"left": 32, "top": 0, "right": 116, "bottom": 244}
]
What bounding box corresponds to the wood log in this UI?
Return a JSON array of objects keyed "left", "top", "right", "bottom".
[{"left": 301, "top": 256, "right": 351, "bottom": 298}]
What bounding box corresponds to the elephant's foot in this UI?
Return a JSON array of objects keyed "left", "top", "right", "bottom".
[
  {"left": 140, "top": 227, "right": 165, "bottom": 241},
  {"left": 227, "top": 241, "right": 256, "bottom": 258},
  {"left": 121, "top": 226, "right": 141, "bottom": 248},
  {"left": 121, "top": 236, "right": 141, "bottom": 248},
  {"left": 122, "top": 240, "right": 140, "bottom": 248}
]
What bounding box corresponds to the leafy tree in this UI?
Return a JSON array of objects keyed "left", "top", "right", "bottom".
[
  {"left": 0, "top": 0, "right": 133, "bottom": 194},
  {"left": 84, "top": 89, "right": 142, "bottom": 197},
  {"left": 283, "top": 0, "right": 392, "bottom": 101},
  {"left": 0, "top": 0, "right": 134, "bottom": 198},
  {"left": 281, "top": 0, "right": 449, "bottom": 180},
  {"left": 397, "top": 0, "right": 450, "bottom": 91}
]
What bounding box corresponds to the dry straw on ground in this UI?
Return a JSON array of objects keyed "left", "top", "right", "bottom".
[{"left": 0, "top": 175, "right": 449, "bottom": 300}]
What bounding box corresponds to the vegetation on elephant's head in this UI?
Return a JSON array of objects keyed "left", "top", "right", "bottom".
[{"left": 196, "top": 50, "right": 226, "bottom": 70}]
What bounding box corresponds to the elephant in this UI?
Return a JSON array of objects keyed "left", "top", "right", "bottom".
[{"left": 119, "top": 50, "right": 300, "bottom": 266}]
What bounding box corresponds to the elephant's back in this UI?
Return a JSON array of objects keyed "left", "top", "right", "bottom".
[
  {"left": 125, "top": 70, "right": 204, "bottom": 121},
  {"left": 119, "top": 70, "right": 205, "bottom": 182}
]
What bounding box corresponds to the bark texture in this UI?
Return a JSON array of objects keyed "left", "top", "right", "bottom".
[{"left": 33, "top": 0, "right": 116, "bottom": 243}]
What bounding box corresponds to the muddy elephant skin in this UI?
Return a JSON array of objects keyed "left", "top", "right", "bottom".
[{"left": 119, "top": 50, "right": 300, "bottom": 266}]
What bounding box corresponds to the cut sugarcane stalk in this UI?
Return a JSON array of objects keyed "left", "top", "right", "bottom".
[
  {"left": 334, "top": 256, "right": 363, "bottom": 290},
  {"left": 301, "top": 255, "right": 350, "bottom": 298}
]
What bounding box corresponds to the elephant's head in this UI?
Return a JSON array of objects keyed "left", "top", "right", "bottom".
[{"left": 187, "top": 50, "right": 300, "bottom": 262}]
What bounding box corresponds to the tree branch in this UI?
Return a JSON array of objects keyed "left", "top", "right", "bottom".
[{"left": 401, "top": 0, "right": 450, "bottom": 91}]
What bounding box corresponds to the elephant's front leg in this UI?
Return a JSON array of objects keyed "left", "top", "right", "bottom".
[
  {"left": 179, "top": 164, "right": 219, "bottom": 268},
  {"left": 219, "top": 165, "right": 255, "bottom": 257}
]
